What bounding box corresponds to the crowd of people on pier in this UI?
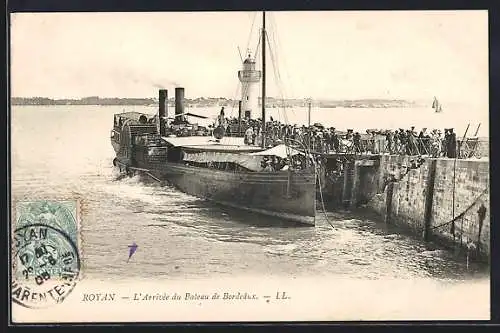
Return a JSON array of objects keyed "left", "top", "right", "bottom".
[
  {"left": 158, "top": 107, "right": 482, "bottom": 160},
  {"left": 213, "top": 109, "right": 466, "bottom": 158}
]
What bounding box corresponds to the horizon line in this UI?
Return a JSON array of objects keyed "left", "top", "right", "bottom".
[{"left": 10, "top": 96, "right": 422, "bottom": 101}]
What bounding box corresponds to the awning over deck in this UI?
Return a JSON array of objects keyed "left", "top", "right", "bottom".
[
  {"left": 183, "top": 151, "right": 264, "bottom": 171},
  {"left": 181, "top": 143, "right": 304, "bottom": 172},
  {"left": 161, "top": 136, "right": 262, "bottom": 153},
  {"left": 250, "top": 144, "right": 303, "bottom": 158}
]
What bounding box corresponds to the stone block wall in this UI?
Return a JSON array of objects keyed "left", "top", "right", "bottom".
[
  {"left": 430, "top": 159, "right": 490, "bottom": 255},
  {"left": 374, "top": 155, "right": 430, "bottom": 234},
  {"left": 365, "top": 155, "right": 490, "bottom": 258}
]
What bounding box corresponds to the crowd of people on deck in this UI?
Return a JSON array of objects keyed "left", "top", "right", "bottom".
[{"left": 260, "top": 154, "right": 311, "bottom": 172}]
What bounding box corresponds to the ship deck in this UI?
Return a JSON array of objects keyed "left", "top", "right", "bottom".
[{"left": 161, "top": 136, "right": 264, "bottom": 153}]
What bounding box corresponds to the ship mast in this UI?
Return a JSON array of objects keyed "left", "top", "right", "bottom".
[{"left": 261, "top": 11, "right": 266, "bottom": 148}]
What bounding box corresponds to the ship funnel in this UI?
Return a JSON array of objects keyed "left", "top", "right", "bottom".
[
  {"left": 175, "top": 87, "right": 185, "bottom": 122},
  {"left": 158, "top": 89, "right": 168, "bottom": 136}
]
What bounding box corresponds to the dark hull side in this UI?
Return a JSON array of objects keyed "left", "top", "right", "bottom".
[
  {"left": 111, "top": 133, "right": 316, "bottom": 225},
  {"left": 155, "top": 163, "right": 316, "bottom": 225}
]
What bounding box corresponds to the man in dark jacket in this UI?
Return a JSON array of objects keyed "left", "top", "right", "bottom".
[
  {"left": 442, "top": 129, "right": 449, "bottom": 157},
  {"left": 353, "top": 132, "right": 361, "bottom": 153},
  {"left": 447, "top": 128, "right": 457, "bottom": 158},
  {"left": 331, "top": 128, "right": 339, "bottom": 152},
  {"left": 418, "top": 128, "right": 426, "bottom": 154}
]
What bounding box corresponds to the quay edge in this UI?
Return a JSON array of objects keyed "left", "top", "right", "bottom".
[{"left": 334, "top": 154, "right": 490, "bottom": 260}]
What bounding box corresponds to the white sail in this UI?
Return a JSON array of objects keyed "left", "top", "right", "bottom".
[{"left": 433, "top": 97, "right": 442, "bottom": 112}]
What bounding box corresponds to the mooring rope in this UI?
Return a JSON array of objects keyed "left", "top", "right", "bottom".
[
  {"left": 313, "top": 160, "right": 335, "bottom": 230},
  {"left": 145, "top": 172, "right": 161, "bottom": 183},
  {"left": 430, "top": 187, "right": 488, "bottom": 231},
  {"left": 114, "top": 160, "right": 162, "bottom": 184}
]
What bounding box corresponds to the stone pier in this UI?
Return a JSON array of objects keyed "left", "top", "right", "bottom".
[{"left": 359, "top": 155, "right": 490, "bottom": 259}]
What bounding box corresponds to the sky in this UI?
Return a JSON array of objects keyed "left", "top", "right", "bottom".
[{"left": 10, "top": 11, "right": 488, "bottom": 108}]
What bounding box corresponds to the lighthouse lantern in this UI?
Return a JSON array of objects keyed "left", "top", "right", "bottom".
[{"left": 237, "top": 52, "right": 262, "bottom": 119}]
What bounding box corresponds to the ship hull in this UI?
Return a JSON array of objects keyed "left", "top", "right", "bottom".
[{"left": 156, "top": 163, "right": 316, "bottom": 225}]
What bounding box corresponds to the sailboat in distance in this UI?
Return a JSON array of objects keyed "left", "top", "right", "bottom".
[
  {"left": 110, "top": 12, "right": 317, "bottom": 225},
  {"left": 432, "top": 96, "right": 443, "bottom": 113}
]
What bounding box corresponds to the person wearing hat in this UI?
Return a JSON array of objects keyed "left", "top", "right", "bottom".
[
  {"left": 218, "top": 107, "right": 226, "bottom": 127},
  {"left": 331, "top": 127, "right": 339, "bottom": 152},
  {"left": 319, "top": 130, "right": 326, "bottom": 153},
  {"left": 323, "top": 129, "right": 331, "bottom": 153},
  {"left": 443, "top": 129, "right": 450, "bottom": 157},
  {"left": 353, "top": 131, "right": 362, "bottom": 153},
  {"left": 395, "top": 129, "right": 403, "bottom": 154},
  {"left": 385, "top": 130, "right": 394, "bottom": 154},
  {"left": 406, "top": 127, "right": 417, "bottom": 155},
  {"left": 424, "top": 128, "right": 432, "bottom": 154},
  {"left": 346, "top": 129, "right": 353, "bottom": 140},
  {"left": 429, "top": 129, "right": 440, "bottom": 157},
  {"left": 418, "top": 128, "right": 427, "bottom": 155},
  {"left": 402, "top": 129, "right": 410, "bottom": 155},
  {"left": 264, "top": 158, "right": 275, "bottom": 172},
  {"left": 244, "top": 126, "right": 254, "bottom": 145},
  {"left": 447, "top": 128, "right": 457, "bottom": 158},
  {"left": 281, "top": 157, "right": 290, "bottom": 171},
  {"left": 439, "top": 129, "right": 446, "bottom": 157}
]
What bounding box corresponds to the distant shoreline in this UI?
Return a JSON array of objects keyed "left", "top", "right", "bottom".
[{"left": 11, "top": 97, "right": 422, "bottom": 108}]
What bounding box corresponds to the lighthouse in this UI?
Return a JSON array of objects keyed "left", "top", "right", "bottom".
[{"left": 238, "top": 52, "right": 262, "bottom": 119}]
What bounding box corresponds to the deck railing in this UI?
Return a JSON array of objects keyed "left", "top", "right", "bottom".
[
  {"left": 307, "top": 137, "right": 488, "bottom": 159},
  {"left": 160, "top": 125, "right": 489, "bottom": 159}
]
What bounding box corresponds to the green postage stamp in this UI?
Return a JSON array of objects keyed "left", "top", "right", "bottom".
[{"left": 11, "top": 200, "right": 82, "bottom": 309}]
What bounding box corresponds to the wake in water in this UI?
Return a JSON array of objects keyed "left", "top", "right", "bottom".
[{"left": 101, "top": 168, "right": 488, "bottom": 280}]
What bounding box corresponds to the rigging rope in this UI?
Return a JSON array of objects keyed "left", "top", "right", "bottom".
[
  {"left": 265, "top": 31, "right": 283, "bottom": 124},
  {"left": 264, "top": 15, "right": 334, "bottom": 231},
  {"left": 229, "top": 81, "right": 241, "bottom": 119},
  {"left": 245, "top": 13, "right": 258, "bottom": 57},
  {"left": 269, "top": 13, "right": 297, "bottom": 119},
  {"left": 229, "top": 13, "right": 257, "bottom": 119},
  {"left": 254, "top": 30, "right": 262, "bottom": 63},
  {"left": 266, "top": 30, "right": 289, "bottom": 126}
]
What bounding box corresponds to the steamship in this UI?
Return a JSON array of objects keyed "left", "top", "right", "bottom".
[{"left": 110, "top": 12, "right": 317, "bottom": 225}]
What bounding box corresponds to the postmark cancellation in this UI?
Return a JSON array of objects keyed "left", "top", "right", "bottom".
[{"left": 11, "top": 200, "right": 82, "bottom": 309}]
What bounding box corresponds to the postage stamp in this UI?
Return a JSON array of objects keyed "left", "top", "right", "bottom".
[
  {"left": 14, "top": 200, "right": 81, "bottom": 247},
  {"left": 11, "top": 200, "right": 82, "bottom": 309}
]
